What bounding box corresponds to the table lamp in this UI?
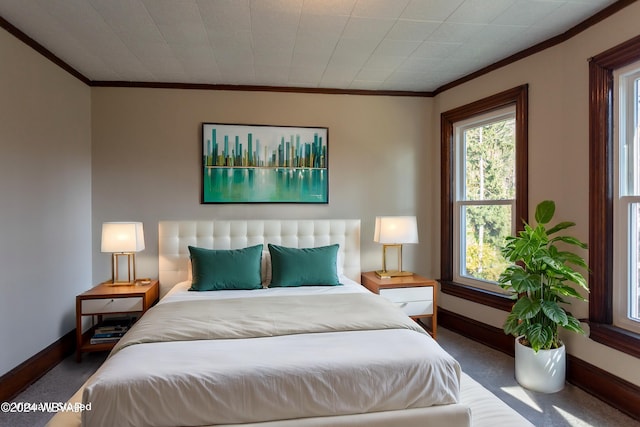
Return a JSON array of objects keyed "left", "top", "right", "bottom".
[
  {"left": 374, "top": 216, "right": 419, "bottom": 278},
  {"left": 101, "top": 222, "right": 145, "bottom": 285}
]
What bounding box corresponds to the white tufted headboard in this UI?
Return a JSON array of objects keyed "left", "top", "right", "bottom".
[{"left": 158, "top": 219, "right": 361, "bottom": 297}]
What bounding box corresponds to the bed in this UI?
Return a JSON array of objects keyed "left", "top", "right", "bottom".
[{"left": 48, "top": 219, "right": 482, "bottom": 427}]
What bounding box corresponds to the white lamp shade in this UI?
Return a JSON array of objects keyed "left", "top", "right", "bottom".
[
  {"left": 101, "top": 222, "right": 145, "bottom": 253},
  {"left": 374, "top": 216, "right": 419, "bottom": 244}
]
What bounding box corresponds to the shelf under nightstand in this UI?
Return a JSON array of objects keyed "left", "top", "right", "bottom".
[{"left": 75, "top": 280, "right": 159, "bottom": 362}]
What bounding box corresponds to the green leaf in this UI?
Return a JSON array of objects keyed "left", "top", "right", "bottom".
[
  {"left": 532, "top": 224, "right": 549, "bottom": 244},
  {"left": 546, "top": 221, "right": 575, "bottom": 235},
  {"left": 539, "top": 256, "right": 588, "bottom": 289},
  {"left": 512, "top": 297, "right": 540, "bottom": 320},
  {"left": 551, "top": 284, "right": 587, "bottom": 300},
  {"left": 526, "top": 324, "right": 553, "bottom": 352},
  {"left": 503, "top": 312, "right": 521, "bottom": 336},
  {"left": 500, "top": 267, "right": 540, "bottom": 293},
  {"left": 562, "top": 269, "right": 589, "bottom": 290},
  {"left": 535, "top": 200, "right": 555, "bottom": 225},
  {"left": 562, "top": 315, "right": 585, "bottom": 334},
  {"left": 540, "top": 256, "right": 571, "bottom": 278},
  {"left": 551, "top": 235, "right": 588, "bottom": 249},
  {"left": 554, "top": 251, "right": 588, "bottom": 269},
  {"left": 498, "top": 264, "right": 522, "bottom": 282},
  {"left": 522, "top": 223, "right": 535, "bottom": 236},
  {"left": 541, "top": 301, "right": 568, "bottom": 325}
]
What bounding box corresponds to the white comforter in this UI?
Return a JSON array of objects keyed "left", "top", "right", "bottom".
[{"left": 81, "top": 279, "right": 461, "bottom": 427}]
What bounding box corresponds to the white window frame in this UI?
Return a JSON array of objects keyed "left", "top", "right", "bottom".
[
  {"left": 613, "top": 62, "right": 640, "bottom": 334},
  {"left": 452, "top": 106, "right": 516, "bottom": 293}
]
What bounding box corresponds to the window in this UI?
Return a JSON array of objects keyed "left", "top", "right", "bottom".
[
  {"left": 614, "top": 63, "right": 640, "bottom": 335},
  {"left": 589, "top": 35, "right": 640, "bottom": 358},
  {"left": 441, "top": 85, "right": 528, "bottom": 310},
  {"left": 453, "top": 107, "right": 515, "bottom": 291}
]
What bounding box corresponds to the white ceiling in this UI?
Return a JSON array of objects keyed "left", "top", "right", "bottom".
[{"left": 0, "top": 0, "right": 618, "bottom": 93}]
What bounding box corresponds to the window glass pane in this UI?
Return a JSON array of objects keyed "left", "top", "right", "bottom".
[
  {"left": 461, "top": 204, "right": 512, "bottom": 282},
  {"left": 634, "top": 78, "right": 640, "bottom": 196},
  {"left": 616, "top": 68, "right": 640, "bottom": 333},
  {"left": 463, "top": 118, "right": 515, "bottom": 201},
  {"left": 630, "top": 202, "right": 640, "bottom": 322},
  {"left": 621, "top": 75, "right": 640, "bottom": 197}
]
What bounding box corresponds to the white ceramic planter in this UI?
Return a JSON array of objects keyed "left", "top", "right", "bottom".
[{"left": 514, "top": 337, "right": 566, "bottom": 393}]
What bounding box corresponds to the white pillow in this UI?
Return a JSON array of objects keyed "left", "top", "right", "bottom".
[{"left": 261, "top": 250, "right": 272, "bottom": 287}]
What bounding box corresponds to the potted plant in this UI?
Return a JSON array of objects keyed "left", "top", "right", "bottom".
[{"left": 498, "top": 200, "right": 588, "bottom": 393}]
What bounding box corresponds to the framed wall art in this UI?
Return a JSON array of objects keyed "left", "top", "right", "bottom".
[{"left": 202, "top": 123, "right": 329, "bottom": 204}]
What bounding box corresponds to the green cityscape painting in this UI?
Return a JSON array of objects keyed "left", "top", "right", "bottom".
[{"left": 202, "top": 123, "right": 329, "bottom": 203}]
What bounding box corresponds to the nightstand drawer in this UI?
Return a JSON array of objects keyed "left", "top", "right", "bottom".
[
  {"left": 393, "top": 300, "right": 434, "bottom": 316},
  {"left": 380, "top": 287, "right": 433, "bottom": 303},
  {"left": 81, "top": 297, "right": 143, "bottom": 314}
]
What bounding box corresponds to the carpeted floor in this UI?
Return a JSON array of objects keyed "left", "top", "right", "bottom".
[
  {"left": 1, "top": 327, "right": 637, "bottom": 427},
  {"left": 1, "top": 351, "right": 105, "bottom": 427},
  {"left": 437, "top": 328, "right": 638, "bottom": 427}
]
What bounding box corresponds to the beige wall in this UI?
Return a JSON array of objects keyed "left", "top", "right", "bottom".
[
  {"left": 434, "top": 2, "right": 640, "bottom": 386},
  {"left": 0, "top": 28, "right": 92, "bottom": 376},
  {"left": 90, "top": 88, "right": 435, "bottom": 287}
]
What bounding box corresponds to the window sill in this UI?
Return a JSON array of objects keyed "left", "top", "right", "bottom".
[
  {"left": 589, "top": 323, "right": 640, "bottom": 359},
  {"left": 439, "top": 280, "right": 514, "bottom": 312}
]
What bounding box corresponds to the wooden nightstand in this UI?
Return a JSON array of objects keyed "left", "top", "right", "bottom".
[
  {"left": 361, "top": 271, "right": 437, "bottom": 338},
  {"left": 75, "top": 280, "right": 159, "bottom": 362}
]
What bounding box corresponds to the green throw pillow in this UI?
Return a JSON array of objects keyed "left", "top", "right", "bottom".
[
  {"left": 189, "top": 244, "right": 263, "bottom": 291},
  {"left": 268, "top": 244, "right": 341, "bottom": 287}
]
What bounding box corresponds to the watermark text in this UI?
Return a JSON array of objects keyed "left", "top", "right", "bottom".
[{"left": 1, "top": 401, "right": 91, "bottom": 413}]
